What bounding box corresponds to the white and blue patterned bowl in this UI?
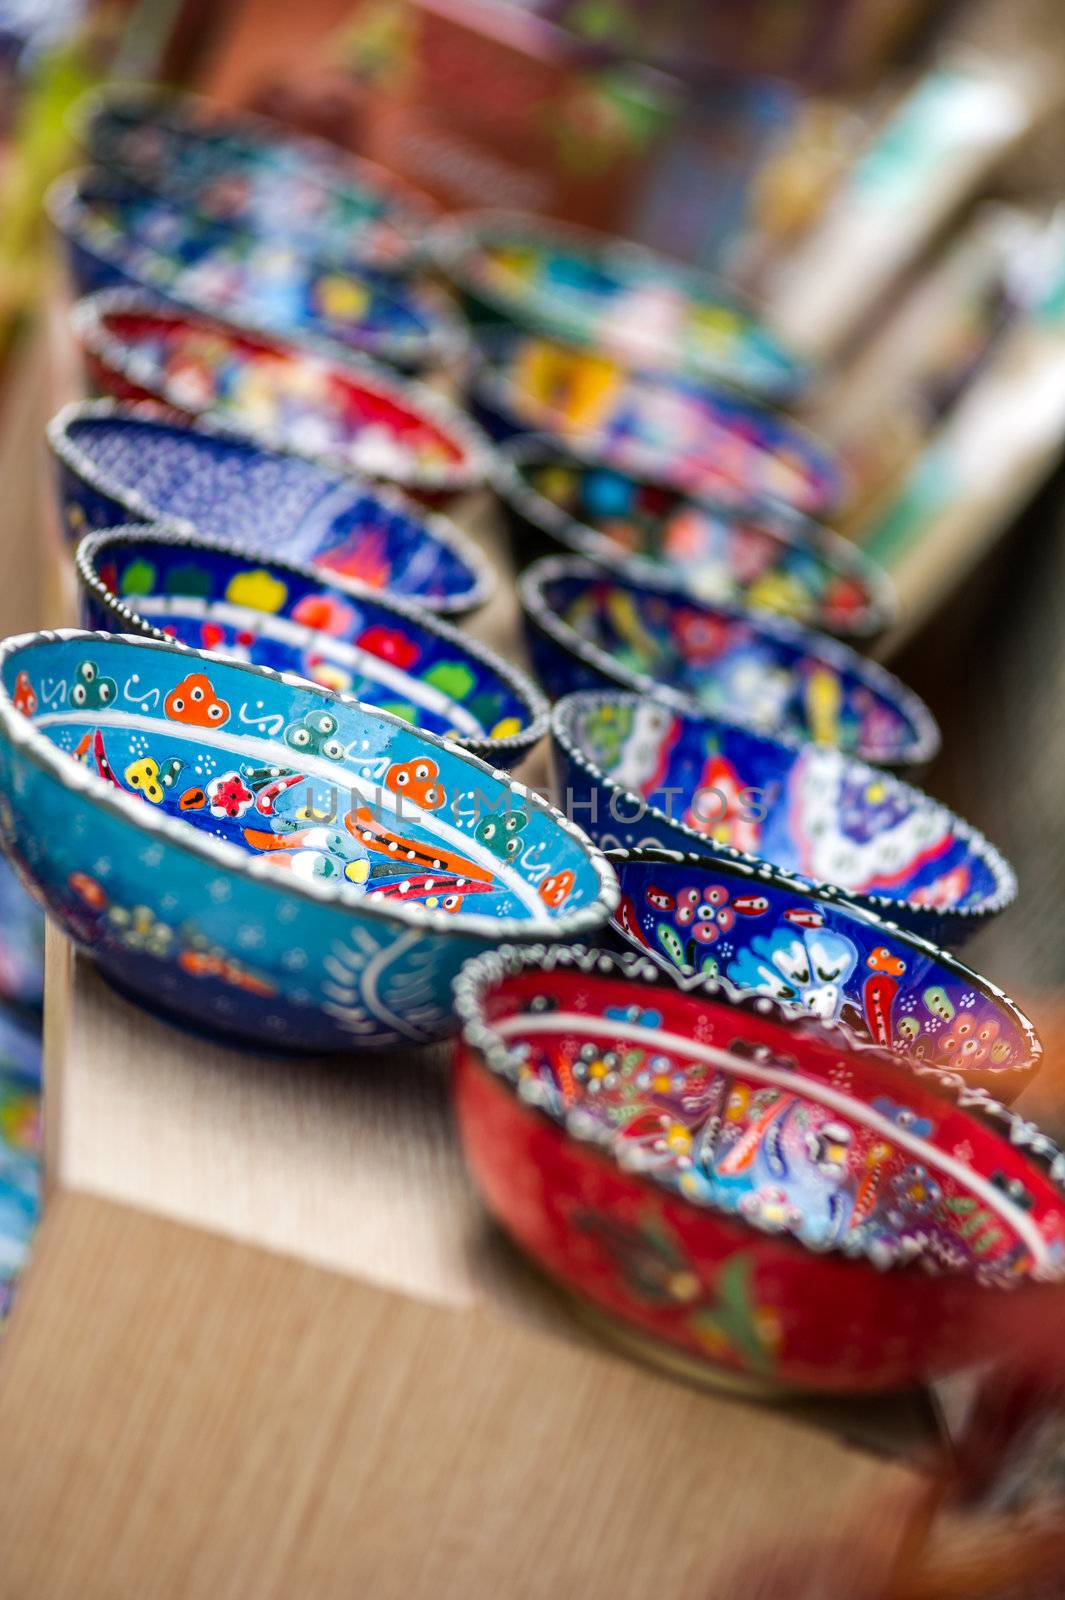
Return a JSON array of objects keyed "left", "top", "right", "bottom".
[
  {"left": 47, "top": 167, "right": 463, "bottom": 373},
  {"left": 0, "top": 632, "right": 616, "bottom": 1051},
  {"left": 73, "top": 82, "right": 435, "bottom": 274},
  {"left": 48, "top": 401, "right": 495, "bottom": 617},
  {"left": 75, "top": 525, "right": 547, "bottom": 768},
  {"left": 551, "top": 690, "right": 1014, "bottom": 949},
  {"left": 522, "top": 555, "right": 938, "bottom": 770}
]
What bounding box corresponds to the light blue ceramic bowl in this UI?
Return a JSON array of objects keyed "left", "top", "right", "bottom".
[
  {"left": 0, "top": 632, "right": 616, "bottom": 1051},
  {"left": 46, "top": 166, "right": 463, "bottom": 372},
  {"left": 550, "top": 690, "right": 1015, "bottom": 949},
  {"left": 75, "top": 525, "right": 547, "bottom": 768},
  {"left": 47, "top": 401, "right": 495, "bottom": 616}
]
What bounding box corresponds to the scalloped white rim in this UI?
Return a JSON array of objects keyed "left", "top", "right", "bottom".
[
  {"left": 46, "top": 396, "right": 497, "bottom": 617},
  {"left": 431, "top": 208, "right": 807, "bottom": 400},
  {"left": 494, "top": 432, "right": 897, "bottom": 641},
  {"left": 523, "top": 553, "right": 939, "bottom": 768},
  {"left": 74, "top": 522, "right": 549, "bottom": 762},
  {"left": 0, "top": 628, "right": 618, "bottom": 942},
  {"left": 550, "top": 689, "right": 1017, "bottom": 926},
  {"left": 70, "top": 81, "right": 439, "bottom": 266},
  {"left": 65, "top": 287, "right": 495, "bottom": 496},
  {"left": 452, "top": 943, "right": 1065, "bottom": 1280},
  {"left": 604, "top": 843, "right": 1040, "bottom": 1074}
]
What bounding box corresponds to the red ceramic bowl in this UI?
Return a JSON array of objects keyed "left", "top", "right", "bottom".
[
  {"left": 71, "top": 289, "right": 494, "bottom": 506},
  {"left": 453, "top": 946, "right": 1065, "bottom": 1395}
]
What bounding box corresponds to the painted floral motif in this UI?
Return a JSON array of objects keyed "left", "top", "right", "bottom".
[{"left": 207, "top": 772, "right": 254, "bottom": 820}]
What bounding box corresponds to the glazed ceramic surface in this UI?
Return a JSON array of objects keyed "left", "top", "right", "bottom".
[
  {"left": 71, "top": 291, "right": 492, "bottom": 501},
  {"left": 551, "top": 692, "right": 1015, "bottom": 947},
  {"left": 48, "top": 401, "right": 493, "bottom": 615},
  {"left": 76, "top": 83, "right": 433, "bottom": 272},
  {"left": 497, "top": 435, "right": 893, "bottom": 641},
  {"left": 471, "top": 332, "right": 843, "bottom": 516},
  {"left": 76, "top": 527, "right": 547, "bottom": 768},
  {"left": 522, "top": 556, "right": 937, "bottom": 769},
  {"left": 435, "top": 211, "right": 806, "bottom": 400},
  {"left": 607, "top": 848, "right": 1039, "bottom": 1100},
  {"left": 0, "top": 632, "right": 615, "bottom": 1050},
  {"left": 49, "top": 169, "right": 461, "bottom": 372},
  {"left": 454, "top": 946, "right": 1065, "bottom": 1393}
]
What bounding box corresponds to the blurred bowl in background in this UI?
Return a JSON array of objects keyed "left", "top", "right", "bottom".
[
  {"left": 76, "top": 525, "right": 547, "bottom": 768},
  {"left": 434, "top": 209, "right": 807, "bottom": 401},
  {"left": 453, "top": 944, "right": 1065, "bottom": 1395},
  {"left": 70, "top": 291, "right": 494, "bottom": 504},
  {"left": 550, "top": 690, "right": 1014, "bottom": 946},
  {"left": 47, "top": 168, "right": 463, "bottom": 373},
  {"left": 73, "top": 81, "right": 436, "bottom": 275},
  {"left": 606, "top": 845, "right": 1040, "bottom": 1100},
  {"left": 496, "top": 432, "right": 893, "bottom": 640},
  {"left": 48, "top": 400, "right": 495, "bottom": 616},
  {"left": 521, "top": 555, "right": 937, "bottom": 768},
  {"left": 468, "top": 330, "right": 844, "bottom": 515}
]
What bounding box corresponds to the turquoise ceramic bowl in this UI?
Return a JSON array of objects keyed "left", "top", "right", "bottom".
[{"left": 0, "top": 632, "right": 616, "bottom": 1050}]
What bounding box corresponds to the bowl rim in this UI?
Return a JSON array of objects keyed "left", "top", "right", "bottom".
[
  {"left": 48, "top": 166, "right": 467, "bottom": 371},
  {"left": 494, "top": 430, "right": 896, "bottom": 641},
  {"left": 551, "top": 689, "right": 1017, "bottom": 927},
  {"left": 74, "top": 521, "right": 550, "bottom": 764},
  {"left": 46, "top": 396, "right": 497, "bottom": 617},
  {"left": 524, "top": 553, "right": 939, "bottom": 767},
  {"left": 69, "top": 80, "right": 439, "bottom": 270},
  {"left": 466, "top": 327, "right": 846, "bottom": 516},
  {"left": 0, "top": 627, "right": 618, "bottom": 943},
  {"left": 453, "top": 941, "right": 1065, "bottom": 1284},
  {"left": 432, "top": 207, "right": 808, "bottom": 401},
  {"left": 604, "top": 842, "right": 1041, "bottom": 1078}
]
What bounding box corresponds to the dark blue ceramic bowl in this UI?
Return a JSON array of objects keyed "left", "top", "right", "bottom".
[
  {"left": 0, "top": 632, "right": 616, "bottom": 1051},
  {"left": 521, "top": 556, "right": 937, "bottom": 770},
  {"left": 74, "top": 83, "right": 434, "bottom": 274},
  {"left": 551, "top": 690, "right": 1015, "bottom": 947},
  {"left": 467, "top": 329, "right": 844, "bottom": 515},
  {"left": 605, "top": 846, "right": 1039, "bottom": 1101},
  {"left": 75, "top": 526, "right": 547, "bottom": 768},
  {"left": 496, "top": 432, "right": 894, "bottom": 641},
  {"left": 46, "top": 167, "right": 463, "bottom": 372},
  {"left": 47, "top": 401, "right": 494, "bottom": 618}
]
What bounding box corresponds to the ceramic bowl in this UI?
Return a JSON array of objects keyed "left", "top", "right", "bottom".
[
  {"left": 496, "top": 433, "right": 894, "bottom": 641},
  {"left": 48, "top": 168, "right": 463, "bottom": 373},
  {"left": 48, "top": 400, "right": 494, "bottom": 617},
  {"left": 76, "top": 526, "right": 547, "bottom": 768},
  {"left": 74, "top": 82, "right": 434, "bottom": 273},
  {"left": 0, "top": 631, "right": 616, "bottom": 1051},
  {"left": 453, "top": 945, "right": 1065, "bottom": 1395},
  {"left": 434, "top": 209, "right": 806, "bottom": 401},
  {"left": 71, "top": 291, "right": 493, "bottom": 504},
  {"left": 521, "top": 556, "right": 937, "bottom": 770},
  {"left": 468, "top": 330, "right": 843, "bottom": 516},
  {"left": 606, "top": 847, "right": 1039, "bottom": 1101},
  {"left": 551, "top": 691, "right": 1014, "bottom": 948}
]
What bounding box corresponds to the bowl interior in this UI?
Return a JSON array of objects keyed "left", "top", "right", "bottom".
[
  {"left": 61, "top": 171, "right": 440, "bottom": 353},
  {"left": 84, "top": 305, "right": 470, "bottom": 479},
  {"left": 56, "top": 413, "right": 485, "bottom": 607},
  {"left": 560, "top": 696, "right": 1003, "bottom": 916},
  {"left": 457, "top": 224, "right": 802, "bottom": 398},
  {"left": 3, "top": 634, "right": 601, "bottom": 927},
  {"left": 84, "top": 93, "right": 427, "bottom": 267},
  {"left": 610, "top": 852, "right": 1035, "bottom": 1081},
  {"left": 531, "top": 562, "right": 923, "bottom": 762},
  {"left": 481, "top": 334, "right": 841, "bottom": 514},
  {"left": 507, "top": 443, "right": 885, "bottom": 634},
  {"left": 83, "top": 533, "right": 534, "bottom": 746},
  {"left": 475, "top": 961, "right": 1065, "bottom": 1278}
]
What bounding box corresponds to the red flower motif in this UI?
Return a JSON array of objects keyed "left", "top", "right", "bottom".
[
  {"left": 206, "top": 771, "right": 254, "bottom": 820},
  {"left": 357, "top": 624, "right": 419, "bottom": 670}
]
